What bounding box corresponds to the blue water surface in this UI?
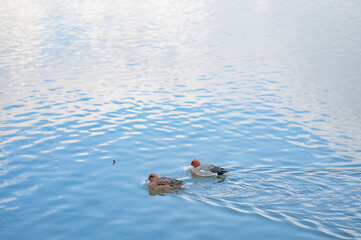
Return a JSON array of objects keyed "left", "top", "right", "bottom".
[{"left": 1, "top": 1, "right": 361, "bottom": 239}]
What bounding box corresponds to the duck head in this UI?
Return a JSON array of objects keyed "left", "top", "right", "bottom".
[
  {"left": 148, "top": 173, "right": 159, "bottom": 182},
  {"left": 191, "top": 159, "right": 201, "bottom": 167}
]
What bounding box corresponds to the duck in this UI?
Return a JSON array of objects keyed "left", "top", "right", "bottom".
[
  {"left": 148, "top": 173, "right": 184, "bottom": 190},
  {"left": 190, "top": 159, "right": 228, "bottom": 177}
]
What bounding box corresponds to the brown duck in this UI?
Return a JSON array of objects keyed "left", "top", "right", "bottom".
[{"left": 148, "top": 173, "right": 184, "bottom": 190}]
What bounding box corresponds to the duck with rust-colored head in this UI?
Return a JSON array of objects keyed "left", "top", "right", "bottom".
[
  {"left": 190, "top": 159, "right": 228, "bottom": 177},
  {"left": 148, "top": 173, "right": 184, "bottom": 190}
]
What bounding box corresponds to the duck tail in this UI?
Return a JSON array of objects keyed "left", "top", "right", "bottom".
[{"left": 217, "top": 170, "right": 228, "bottom": 175}]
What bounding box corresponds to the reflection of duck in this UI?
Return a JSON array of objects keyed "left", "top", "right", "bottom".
[
  {"left": 148, "top": 187, "right": 166, "bottom": 196},
  {"left": 148, "top": 187, "right": 183, "bottom": 196},
  {"left": 190, "top": 171, "right": 227, "bottom": 183},
  {"left": 148, "top": 173, "right": 184, "bottom": 190},
  {"left": 191, "top": 159, "right": 228, "bottom": 177}
]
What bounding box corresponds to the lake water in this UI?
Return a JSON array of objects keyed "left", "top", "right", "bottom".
[{"left": 1, "top": 1, "right": 361, "bottom": 239}]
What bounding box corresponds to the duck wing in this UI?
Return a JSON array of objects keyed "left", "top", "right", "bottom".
[
  {"left": 209, "top": 165, "right": 228, "bottom": 175},
  {"left": 156, "top": 177, "right": 183, "bottom": 186}
]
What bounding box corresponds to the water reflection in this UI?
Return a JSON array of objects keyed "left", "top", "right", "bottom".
[
  {"left": 148, "top": 187, "right": 185, "bottom": 197},
  {"left": 189, "top": 170, "right": 227, "bottom": 183}
]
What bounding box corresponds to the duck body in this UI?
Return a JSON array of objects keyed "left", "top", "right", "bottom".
[
  {"left": 148, "top": 173, "right": 183, "bottom": 190},
  {"left": 191, "top": 159, "right": 228, "bottom": 177}
]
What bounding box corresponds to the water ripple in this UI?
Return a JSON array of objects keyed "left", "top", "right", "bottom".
[
  {"left": 1, "top": 1, "right": 361, "bottom": 239},
  {"left": 180, "top": 166, "right": 361, "bottom": 239}
]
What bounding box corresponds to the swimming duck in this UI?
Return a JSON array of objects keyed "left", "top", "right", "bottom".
[
  {"left": 190, "top": 159, "right": 228, "bottom": 177},
  {"left": 148, "top": 173, "right": 184, "bottom": 190}
]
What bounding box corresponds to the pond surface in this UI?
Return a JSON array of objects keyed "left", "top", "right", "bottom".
[{"left": 1, "top": 1, "right": 361, "bottom": 239}]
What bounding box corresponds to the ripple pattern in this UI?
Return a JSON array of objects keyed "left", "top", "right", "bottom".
[
  {"left": 1, "top": 0, "right": 361, "bottom": 240},
  {"left": 181, "top": 167, "right": 361, "bottom": 239}
]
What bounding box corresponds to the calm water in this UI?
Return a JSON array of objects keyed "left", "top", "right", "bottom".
[{"left": 1, "top": 1, "right": 361, "bottom": 239}]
